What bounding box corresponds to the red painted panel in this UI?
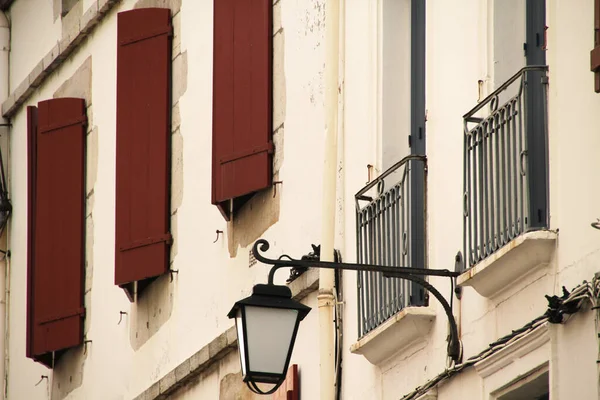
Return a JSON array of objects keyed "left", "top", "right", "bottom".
[
  {"left": 212, "top": 0, "right": 273, "bottom": 218},
  {"left": 27, "top": 98, "right": 86, "bottom": 366},
  {"left": 115, "top": 8, "right": 172, "bottom": 296},
  {"left": 271, "top": 364, "right": 299, "bottom": 400},
  {"left": 26, "top": 106, "right": 37, "bottom": 361}
]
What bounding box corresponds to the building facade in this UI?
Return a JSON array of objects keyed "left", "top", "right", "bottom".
[{"left": 0, "top": 0, "right": 597, "bottom": 399}]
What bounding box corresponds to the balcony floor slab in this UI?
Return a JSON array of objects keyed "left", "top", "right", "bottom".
[
  {"left": 458, "top": 230, "right": 557, "bottom": 298},
  {"left": 350, "top": 306, "right": 436, "bottom": 365}
]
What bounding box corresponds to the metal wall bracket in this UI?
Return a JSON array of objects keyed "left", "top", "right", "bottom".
[{"left": 251, "top": 239, "right": 462, "bottom": 362}]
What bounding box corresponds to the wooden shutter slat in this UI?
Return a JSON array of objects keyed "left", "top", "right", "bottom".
[
  {"left": 219, "top": 142, "right": 274, "bottom": 165},
  {"left": 119, "top": 233, "right": 172, "bottom": 251},
  {"left": 212, "top": 0, "right": 273, "bottom": 219},
  {"left": 37, "top": 307, "right": 85, "bottom": 325},
  {"left": 27, "top": 98, "right": 86, "bottom": 367},
  {"left": 39, "top": 115, "right": 87, "bottom": 133},
  {"left": 115, "top": 8, "right": 172, "bottom": 298},
  {"left": 119, "top": 25, "right": 173, "bottom": 46}
]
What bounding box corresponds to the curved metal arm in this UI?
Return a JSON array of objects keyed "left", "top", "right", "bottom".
[
  {"left": 251, "top": 239, "right": 462, "bottom": 362},
  {"left": 252, "top": 239, "right": 460, "bottom": 285}
]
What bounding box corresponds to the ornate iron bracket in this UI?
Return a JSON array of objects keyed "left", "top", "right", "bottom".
[{"left": 252, "top": 239, "right": 463, "bottom": 362}]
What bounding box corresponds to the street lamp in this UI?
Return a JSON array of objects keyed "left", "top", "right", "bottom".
[
  {"left": 229, "top": 239, "right": 462, "bottom": 395},
  {"left": 228, "top": 283, "right": 310, "bottom": 395}
]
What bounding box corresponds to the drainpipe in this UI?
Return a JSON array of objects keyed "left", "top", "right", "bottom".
[
  {"left": 0, "top": 11, "right": 9, "bottom": 400},
  {"left": 319, "top": 0, "right": 340, "bottom": 399}
]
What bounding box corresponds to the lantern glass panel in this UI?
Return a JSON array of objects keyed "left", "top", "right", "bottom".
[
  {"left": 245, "top": 305, "right": 299, "bottom": 375},
  {"left": 235, "top": 311, "right": 247, "bottom": 376}
]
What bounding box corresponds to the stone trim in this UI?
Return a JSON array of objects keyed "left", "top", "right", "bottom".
[
  {"left": 1, "top": 0, "right": 122, "bottom": 118},
  {"left": 474, "top": 322, "right": 549, "bottom": 378},
  {"left": 133, "top": 271, "right": 319, "bottom": 400},
  {"left": 132, "top": 326, "right": 238, "bottom": 400}
]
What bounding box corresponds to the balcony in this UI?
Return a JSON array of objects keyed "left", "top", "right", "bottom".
[
  {"left": 351, "top": 156, "right": 432, "bottom": 364},
  {"left": 459, "top": 66, "right": 556, "bottom": 297}
]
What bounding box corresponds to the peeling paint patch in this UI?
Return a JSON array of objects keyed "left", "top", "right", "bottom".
[{"left": 303, "top": 0, "right": 325, "bottom": 37}]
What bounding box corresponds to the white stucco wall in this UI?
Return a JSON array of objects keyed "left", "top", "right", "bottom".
[
  {"left": 8, "top": 0, "right": 62, "bottom": 90},
  {"left": 2, "top": 0, "right": 600, "bottom": 399}
]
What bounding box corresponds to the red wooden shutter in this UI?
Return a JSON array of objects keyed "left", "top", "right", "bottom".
[
  {"left": 212, "top": 0, "right": 273, "bottom": 220},
  {"left": 27, "top": 98, "right": 86, "bottom": 367},
  {"left": 115, "top": 8, "right": 172, "bottom": 300},
  {"left": 592, "top": 0, "right": 600, "bottom": 92}
]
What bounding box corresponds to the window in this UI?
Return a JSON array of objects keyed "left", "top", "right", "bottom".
[
  {"left": 115, "top": 8, "right": 173, "bottom": 301},
  {"left": 212, "top": 0, "right": 273, "bottom": 221},
  {"left": 379, "top": 0, "right": 411, "bottom": 170},
  {"left": 27, "top": 99, "right": 87, "bottom": 367},
  {"left": 355, "top": 0, "right": 427, "bottom": 340},
  {"left": 495, "top": 370, "right": 549, "bottom": 400}
]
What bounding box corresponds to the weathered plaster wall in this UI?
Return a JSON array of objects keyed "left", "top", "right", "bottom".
[{"left": 5, "top": 0, "right": 325, "bottom": 398}]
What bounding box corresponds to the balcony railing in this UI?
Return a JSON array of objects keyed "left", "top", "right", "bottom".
[
  {"left": 355, "top": 155, "right": 427, "bottom": 338},
  {"left": 463, "top": 66, "right": 549, "bottom": 269}
]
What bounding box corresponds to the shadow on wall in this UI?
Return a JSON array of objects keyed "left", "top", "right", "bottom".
[{"left": 129, "top": 273, "right": 175, "bottom": 351}]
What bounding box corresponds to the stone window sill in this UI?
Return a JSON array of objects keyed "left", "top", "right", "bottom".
[
  {"left": 457, "top": 230, "right": 557, "bottom": 298},
  {"left": 350, "top": 307, "right": 436, "bottom": 365}
]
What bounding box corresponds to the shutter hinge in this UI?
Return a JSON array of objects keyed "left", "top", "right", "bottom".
[
  {"left": 523, "top": 42, "right": 528, "bottom": 56},
  {"left": 408, "top": 135, "right": 412, "bottom": 148}
]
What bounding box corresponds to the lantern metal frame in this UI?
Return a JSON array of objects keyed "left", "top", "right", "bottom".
[{"left": 231, "top": 239, "right": 463, "bottom": 395}]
